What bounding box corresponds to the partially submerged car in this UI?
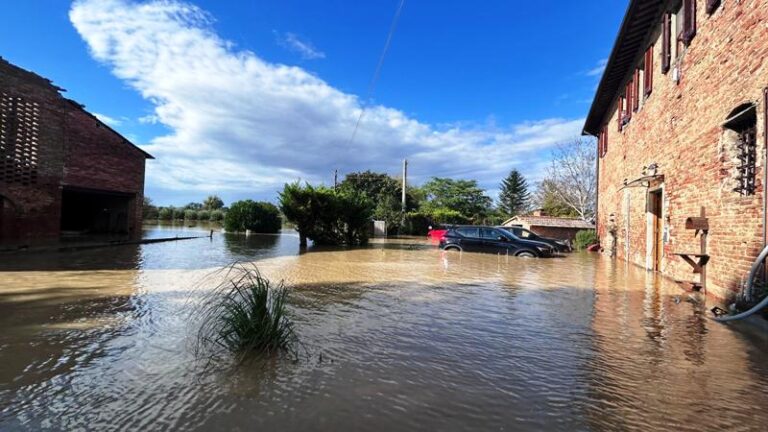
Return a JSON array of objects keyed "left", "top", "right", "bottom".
[
  {"left": 496, "top": 226, "right": 572, "bottom": 253},
  {"left": 439, "top": 225, "right": 555, "bottom": 257}
]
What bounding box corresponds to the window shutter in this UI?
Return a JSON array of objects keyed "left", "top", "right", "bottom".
[
  {"left": 618, "top": 96, "right": 624, "bottom": 132},
  {"left": 602, "top": 126, "right": 608, "bottom": 157},
  {"left": 661, "top": 13, "right": 671, "bottom": 74},
  {"left": 644, "top": 46, "right": 653, "bottom": 96},
  {"left": 633, "top": 70, "right": 640, "bottom": 112},
  {"left": 625, "top": 81, "right": 633, "bottom": 122},
  {"left": 706, "top": 0, "right": 721, "bottom": 15},
  {"left": 682, "top": 0, "right": 697, "bottom": 45}
]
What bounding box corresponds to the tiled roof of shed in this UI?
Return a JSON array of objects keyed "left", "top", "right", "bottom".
[{"left": 502, "top": 216, "right": 595, "bottom": 229}]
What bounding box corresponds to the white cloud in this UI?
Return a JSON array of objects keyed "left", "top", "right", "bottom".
[
  {"left": 93, "top": 112, "right": 122, "bottom": 126},
  {"left": 70, "top": 0, "right": 583, "bottom": 201},
  {"left": 586, "top": 58, "right": 608, "bottom": 77},
  {"left": 276, "top": 31, "right": 326, "bottom": 60}
]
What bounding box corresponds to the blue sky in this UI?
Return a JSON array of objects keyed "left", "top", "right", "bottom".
[{"left": 0, "top": 0, "right": 626, "bottom": 206}]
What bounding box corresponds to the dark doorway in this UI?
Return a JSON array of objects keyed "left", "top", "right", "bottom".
[
  {"left": 60, "top": 188, "right": 133, "bottom": 235},
  {"left": 649, "top": 189, "right": 663, "bottom": 271}
]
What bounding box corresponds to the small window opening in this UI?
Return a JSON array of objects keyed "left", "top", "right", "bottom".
[{"left": 723, "top": 103, "right": 758, "bottom": 196}]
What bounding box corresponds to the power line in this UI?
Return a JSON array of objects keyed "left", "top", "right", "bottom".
[{"left": 347, "top": 0, "right": 407, "bottom": 147}]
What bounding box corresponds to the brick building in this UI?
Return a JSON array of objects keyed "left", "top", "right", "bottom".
[
  {"left": 0, "top": 57, "right": 152, "bottom": 244},
  {"left": 583, "top": 0, "right": 768, "bottom": 300}
]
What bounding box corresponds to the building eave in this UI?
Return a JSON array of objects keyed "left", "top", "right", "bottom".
[{"left": 582, "top": 0, "right": 667, "bottom": 136}]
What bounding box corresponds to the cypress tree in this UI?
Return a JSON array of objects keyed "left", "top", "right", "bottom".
[{"left": 499, "top": 170, "right": 530, "bottom": 217}]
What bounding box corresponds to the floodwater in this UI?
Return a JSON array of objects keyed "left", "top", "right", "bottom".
[{"left": 1, "top": 224, "right": 768, "bottom": 431}]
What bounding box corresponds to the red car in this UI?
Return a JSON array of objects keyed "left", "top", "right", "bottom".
[{"left": 427, "top": 228, "right": 448, "bottom": 243}]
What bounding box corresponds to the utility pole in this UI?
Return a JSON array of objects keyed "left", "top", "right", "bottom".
[
  {"left": 401, "top": 159, "right": 407, "bottom": 212},
  {"left": 334, "top": 169, "right": 338, "bottom": 190}
]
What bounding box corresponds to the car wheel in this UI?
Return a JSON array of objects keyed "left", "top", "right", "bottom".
[
  {"left": 444, "top": 245, "right": 462, "bottom": 252},
  {"left": 516, "top": 250, "right": 537, "bottom": 258}
]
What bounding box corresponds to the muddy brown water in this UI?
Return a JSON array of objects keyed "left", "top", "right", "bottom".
[{"left": 1, "top": 224, "right": 768, "bottom": 431}]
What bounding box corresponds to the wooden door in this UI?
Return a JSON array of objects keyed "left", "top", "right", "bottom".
[{"left": 650, "top": 190, "right": 663, "bottom": 271}]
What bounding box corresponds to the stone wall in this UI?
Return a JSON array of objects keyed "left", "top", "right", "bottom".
[{"left": 596, "top": 1, "right": 768, "bottom": 301}]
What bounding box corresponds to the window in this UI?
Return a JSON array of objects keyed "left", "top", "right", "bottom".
[
  {"left": 724, "top": 104, "right": 758, "bottom": 196},
  {"left": 0, "top": 92, "right": 39, "bottom": 186},
  {"left": 599, "top": 126, "right": 608, "bottom": 158},
  {"left": 644, "top": 45, "right": 654, "bottom": 96},
  {"left": 617, "top": 95, "right": 625, "bottom": 132},
  {"left": 682, "top": 0, "right": 697, "bottom": 45},
  {"left": 512, "top": 228, "right": 536, "bottom": 240},
  {"left": 456, "top": 227, "right": 479, "bottom": 238},
  {"left": 480, "top": 228, "right": 501, "bottom": 240},
  {"left": 633, "top": 70, "right": 641, "bottom": 112},
  {"left": 661, "top": 13, "right": 672, "bottom": 74},
  {"left": 706, "top": 0, "right": 721, "bottom": 15}
]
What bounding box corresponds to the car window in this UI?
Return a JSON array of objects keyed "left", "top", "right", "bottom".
[
  {"left": 480, "top": 228, "right": 501, "bottom": 239},
  {"left": 456, "top": 227, "right": 480, "bottom": 238},
  {"left": 513, "top": 228, "right": 534, "bottom": 239}
]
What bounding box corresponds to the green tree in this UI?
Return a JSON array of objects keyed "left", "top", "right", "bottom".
[
  {"left": 224, "top": 200, "right": 281, "bottom": 233},
  {"left": 279, "top": 182, "right": 373, "bottom": 247},
  {"left": 158, "top": 207, "right": 173, "bottom": 221},
  {"left": 339, "top": 171, "right": 416, "bottom": 234},
  {"left": 203, "top": 195, "right": 225, "bottom": 210},
  {"left": 421, "top": 177, "right": 492, "bottom": 221},
  {"left": 533, "top": 179, "right": 580, "bottom": 218},
  {"left": 184, "top": 202, "right": 203, "bottom": 210},
  {"left": 142, "top": 196, "right": 159, "bottom": 220},
  {"left": 498, "top": 170, "right": 530, "bottom": 217}
]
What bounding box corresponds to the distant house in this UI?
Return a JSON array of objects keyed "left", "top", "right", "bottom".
[
  {"left": 0, "top": 57, "right": 153, "bottom": 244},
  {"left": 501, "top": 210, "right": 594, "bottom": 241}
]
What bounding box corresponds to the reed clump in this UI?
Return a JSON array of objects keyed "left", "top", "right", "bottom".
[{"left": 196, "top": 264, "right": 296, "bottom": 360}]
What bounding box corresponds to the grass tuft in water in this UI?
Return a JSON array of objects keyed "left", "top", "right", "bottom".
[{"left": 196, "top": 264, "right": 296, "bottom": 361}]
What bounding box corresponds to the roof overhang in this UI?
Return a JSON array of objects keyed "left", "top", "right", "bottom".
[{"left": 582, "top": 0, "right": 667, "bottom": 136}]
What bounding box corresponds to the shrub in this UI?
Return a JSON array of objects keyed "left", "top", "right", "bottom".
[
  {"left": 158, "top": 207, "right": 173, "bottom": 221},
  {"left": 197, "top": 210, "right": 211, "bottom": 221},
  {"left": 184, "top": 209, "right": 198, "bottom": 220},
  {"left": 279, "top": 182, "right": 373, "bottom": 246},
  {"left": 224, "top": 200, "right": 281, "bottom": 233},
  {"left": 209, "top": 210, "right": 225, "bottom": 222},
  {"left": 196, "top": 264, "right": 296, "bottom": 360},
  {"left": 425, "top": 207, "right": 470, "bottom": 225},
  {"left": 573, "top": 230, "right": 598, "bottom": 250}
]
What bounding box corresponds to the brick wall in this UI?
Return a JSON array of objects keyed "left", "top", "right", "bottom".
[
  {"left": 0, "top": 58, "right": 149, "bottom": 243},
  {"left": 596, "top": 1, "right": 768, "bottom": 301}
]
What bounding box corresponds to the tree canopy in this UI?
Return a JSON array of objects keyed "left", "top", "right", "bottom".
[
  {"left": 421, "top": 177, "right": 492, "bottom": 221},
  {"left": 498, "top": 170, "right": 530, "bottom": 217}
]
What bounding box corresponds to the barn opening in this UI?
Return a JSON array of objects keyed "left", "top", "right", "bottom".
[{"left": 60, "top": 188, "right": 132, "bottom": 235}]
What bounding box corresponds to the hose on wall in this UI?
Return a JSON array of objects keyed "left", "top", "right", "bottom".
[{"left": 713, "top": 244, "right": 768, "bottom": 322}]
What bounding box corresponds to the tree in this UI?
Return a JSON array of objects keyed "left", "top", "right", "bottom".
[
  {"left": 224, "top": 200, "right": 281, "bottom": 233},
  {"left": 203, "top": 195, "right": 225, "bottom": 210},
  {"left": 184, "top": 202, "right": 203, "bottom": 210},
  {"left": 543, "top": 138, "right": 597, "bottom": 221},
  {"left": 340, "top": 171, "right": 416, "bottom": 233},
  {"left": 339, "top": 171, "right": 399, "bottom": 200},
  {"left": 279, "top": 182, "right": 373, "bottom": 247},
  {"left": 142, "top": 196, "right": 159, "bottom": 220},
  {"left": 532, "top": 179, "right": 579, "bottom": 218},
  {"left": 498, "top": 170, "right": 530, "bottom": 217},
  {"left": 421, "top": 177, "right": 492, "bottom": 221}
]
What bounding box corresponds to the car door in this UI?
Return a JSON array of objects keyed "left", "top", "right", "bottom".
[
  {"left": 480, "top": 228, "right": 515, "bottom": 254},
  {"left": 454, "top": 227, "right": 482, "bottom": 252}
]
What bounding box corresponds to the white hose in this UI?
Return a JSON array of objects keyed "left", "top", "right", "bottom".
[{"left": 713, "top": 244, "right": 768, "bottom": 322}]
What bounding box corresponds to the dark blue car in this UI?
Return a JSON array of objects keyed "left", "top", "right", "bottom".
[{"left": 439, "top": 226, "right": 555, "bottom": 258}]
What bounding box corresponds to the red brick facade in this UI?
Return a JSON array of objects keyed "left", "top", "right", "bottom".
[
  {"left": 0, "top": 57, "right": 151, "bottom": 244},
  {"left": 585, "top": 1, "right": 768, "bottom": 301}
]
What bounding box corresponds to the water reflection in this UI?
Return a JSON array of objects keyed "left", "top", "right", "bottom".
[{"left": 1, "top": 226, "right": 767, "bottom": 431}]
